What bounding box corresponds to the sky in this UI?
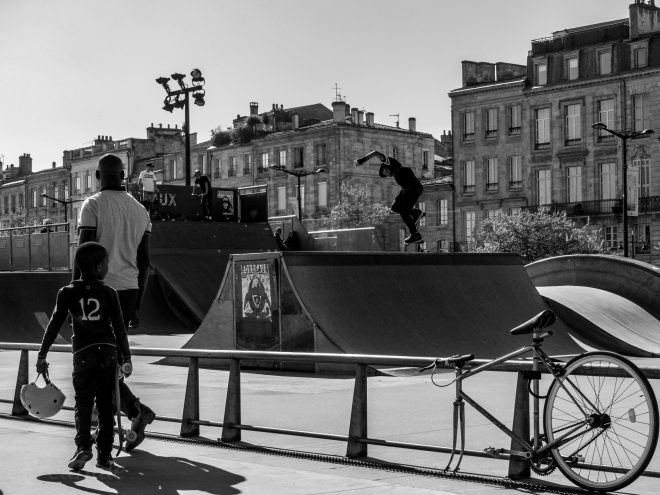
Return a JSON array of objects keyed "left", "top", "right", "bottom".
[{"left": 0, "top": 0, "right": 631, "bottom": 172}]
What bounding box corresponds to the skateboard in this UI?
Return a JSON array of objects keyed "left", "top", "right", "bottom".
[{"left": 115, "top": 362, "right": 137, "bottom": 456}]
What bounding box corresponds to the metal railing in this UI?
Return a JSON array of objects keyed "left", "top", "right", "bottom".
[
  {"left": 3, "top": 342, "right": 658, "bottom": 478},
  {"left": 0, "top": 223, "right": 72, "bottom": 271}
]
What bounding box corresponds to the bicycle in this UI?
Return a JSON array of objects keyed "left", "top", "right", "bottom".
[{"left": 421, "top": 309, "right": 659, "bottom": 492}]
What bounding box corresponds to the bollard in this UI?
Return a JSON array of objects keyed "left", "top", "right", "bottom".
[
  {"left": 508, "top": 370, "right": 530, "bottom": 479},
  {"left": 346, "top": 363, "right": 368, "bottom": 458},
  {"left": 12, "top": 349, "right": 29, "bottom": 416},
  {"left": 221, "top": 358, "right": 241, "bottom": 442},
  {"left": 180, "top": 356, "right": 200, "bottom": 437}
]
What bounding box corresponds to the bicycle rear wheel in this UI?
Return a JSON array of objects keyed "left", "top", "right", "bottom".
[{"left": 544, "top": 351, "right": 658, "bottom": 492}]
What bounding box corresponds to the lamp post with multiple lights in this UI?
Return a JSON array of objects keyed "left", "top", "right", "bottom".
[
  {"left": 156, "top": 69, "right": 206, "bottom": 186},
  {"left": 269, "top": 165, "right": 327, "bottom": 221},
  {"left": 40, "top": 193, "right": 83, "bottom": 231},
  {"left": 591, "top": 122, "right": 654, "bottom": 257}
]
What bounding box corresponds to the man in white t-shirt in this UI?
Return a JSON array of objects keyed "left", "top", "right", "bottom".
[
  {"left": 76, "top": 153, "right": 155, "bottom": 452},
  {"left": 138, "top": 163, "right": 158, "bottom": 212}
]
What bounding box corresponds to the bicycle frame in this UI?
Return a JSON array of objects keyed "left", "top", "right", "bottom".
[{"left": 445, "top": 339, "right": 581, "bottom": 472}]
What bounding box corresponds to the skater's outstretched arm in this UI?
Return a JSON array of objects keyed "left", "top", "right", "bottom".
[{"left": 353, "top": 150, "right": 386, "bottom": 166}]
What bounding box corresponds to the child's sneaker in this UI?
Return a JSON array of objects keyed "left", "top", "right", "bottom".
[
  {"left": 96, "top": 454, "right": 115, "bottom": 469},
  {"left": 68, "top": 448, "right": 93, "bottom": 471},
  {"left": 404, "top": 232, "right": 423, "bottom": 244}
]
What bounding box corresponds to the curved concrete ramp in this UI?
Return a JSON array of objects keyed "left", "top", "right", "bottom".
[
  {"left": 537, "top": 286, "right": 660, "bottom": 357},
  {"left": 527, "top": 255, "right": 660, "bottom": 357},
  {"left": 174, "top": 252, "right": 587, "bottom": 369}
]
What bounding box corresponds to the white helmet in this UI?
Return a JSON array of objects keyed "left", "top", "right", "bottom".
[{"left": 20, "top": 375, "right": 66, "bottom": 419}]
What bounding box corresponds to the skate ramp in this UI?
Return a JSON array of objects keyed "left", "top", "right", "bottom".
[
  {"left": 0, "top": 272, "right": 71, "bottom": 343},
  {"left": 537, "top": 286, "right": 660, "bottom": 357},
  {"left": 175, "top": 252, "right": 588, "bottom": 369},
  {"left": 149, "top": 222, "right": 277, "bottom": 325}
]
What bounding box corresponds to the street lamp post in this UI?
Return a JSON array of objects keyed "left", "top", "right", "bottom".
[
  {"left": 269, "top": 165, "right": 327, "bottom": 220},
  {"left": 592, "top": 122, "right": 654, "bottom": 257},
  {"left": 40, "top": 193, "right": 83, "bottom": 230},
  {"left": 156, "top": 69, "right": 206, "bottom": 187}
]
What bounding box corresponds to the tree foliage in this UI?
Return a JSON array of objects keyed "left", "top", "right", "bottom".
[
  {"left": 322, "top": 181, "right": 391, "bottom": 229},
  {"left": 475, "top": 210, "right": 606, "bottom": 264},
  {"left": 211, "top": 126, "right": 231, "bottom": 147}
]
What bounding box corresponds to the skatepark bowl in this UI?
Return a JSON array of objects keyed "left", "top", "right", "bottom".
[{"left": 2, "top": 341, "right": 660, "bottom": 493}]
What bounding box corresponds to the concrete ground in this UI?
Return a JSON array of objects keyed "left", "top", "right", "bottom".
[{"left": 1, "top": 334, "right": 659, "bottom": 495}]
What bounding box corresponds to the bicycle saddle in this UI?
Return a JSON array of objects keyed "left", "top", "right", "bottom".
[{"left": 510, "top": 309, "right": 556, "bottom": 335}]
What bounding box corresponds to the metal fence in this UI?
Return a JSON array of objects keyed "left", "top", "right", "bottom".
[{"left": 0, "top": 223, "right": 72, "bottom": 271}]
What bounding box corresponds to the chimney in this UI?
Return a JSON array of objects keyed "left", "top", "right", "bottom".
[
  {"left": 358, "top": 110, "right": 364, "bottom": 126},
  {"left": 52, "top": 161, "right": 56, "bottom": 168},
  {"left": 366, "top": 112, "right": 374, "bottom": 126},
  {"left": 19, "top": 153, "right": 33, "bottom": 175},
  {"left": 250, "top": 102, "right": 259, "bottom": 115},
  {"left": 351, "top": 107, "right": 358, "bottom": 124},
  {"left": 408, "top": 117, "right": 416, "bottom": 132},
  {"left": 332, "top": 101, "right": 346, "bottom": 123}
]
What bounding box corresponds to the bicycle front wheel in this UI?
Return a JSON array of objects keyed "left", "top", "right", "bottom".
[{"left": 544, "top": 351, "right": 658, "bottom": 492}]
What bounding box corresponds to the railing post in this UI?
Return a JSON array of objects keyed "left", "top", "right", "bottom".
[
  {"left": 12, "top": 350, "right": 29, "bottom": 416},
  {"left": 346, "top": 363, "right": 368, "bottom": 458},
  {"left": 221, "top": 358, "right": 241, "bottom": 442},
  {"left": 508, "top": 371, "right": 530, "bottom": 479},
  {"left": 180, "top": 356, "right": 199, "bottom": 437}
]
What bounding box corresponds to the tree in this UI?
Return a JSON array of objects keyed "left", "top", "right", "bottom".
[
  {"left": 475, "top": 210, "right": 606, "bottom": 264},
  {"left": 322, "top": 181, "right": 391, "bottom": 229},
  {"left": 210, "top": 126, "right": 231, "bottom": 147}
]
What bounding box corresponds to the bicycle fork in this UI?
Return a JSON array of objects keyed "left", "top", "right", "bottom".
[{"left": 445, "top": 366, "right": 466, "bottom": 472}]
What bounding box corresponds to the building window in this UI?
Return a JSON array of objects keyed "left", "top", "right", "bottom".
[
  {"left": 633, "top": 158, "right": 651, "bottom": 197},
  {"left": 32, "top": 189, "right": 37, "bottom": 208},
  {"left": 464, "top": 160, "right": 475, "bottom": 193},
  {"left": 597, "top": 99, "right": 615, "bottom": 142},
  {"left": 567, "top": 166, "right": 582, "bottom": 203},
  {"left": 438, "top": 199, "right": 448, "bottom": 225},
  {"left": 277, "top": 186, "right": 286, "bottom": 211},
  {"left": 64, "top": 184, "right": 69, "bottom": 200},
  {"left": 633, "top": 94, "right": 649, "bottom": 132},
  {"left": 509, "top": 207, "right": 522, "bottom": 216},
  {"left": 260, "top": 152, "right": 269, "bottom": 172},
  {"left": 565, "top": 56, "right": 579, "bottom": 80},
  {"left": 535, "top": 62, "right": 547, "bottom": 86},
  {"left": 599, "top": 50, "right": 612, "bottom": 75},
  {"left": 293, "top": 147, "right": 304, "bottom": 168},
  {"left": 391, "top": 146, "right": 398, "bottom": 159},
  {"left": 509, "top": 105, "right": 521, "bottom": 135},
  {"left": 418, "top": 201, "right": 426, "bottom": 227},
  {"left": 537, "top": 169, "right": 552, "bottom": 206},
  {"left": 631, "top": 43, "right": 648, "bottom": 68},
  {"left": 296, "top": 184, "right": 305, "bottom": 216},
  {"left": 464, "top": 211, "right": 476, "bottom": 242},
  {"left": 53, "top": 183, "right": 59, "bottom": 200},
  {"left": 213, "top": 158, "right": 220, "bottom": 179},
  {"left": 486, "top": 157, "right": 498, "bottom": 191},
  {"left": 277, "top": 149, "right": 287, "bottom": 167},
  {"left": 535, "top": 107, "right": 550, "bottom": 149},
  {"left": 463, "top": 112, "right": 475, "bottom": 140},
  {"left": 228, "top": 156, "right": 236, "bottom": 177},
  {"left": 243, "top": 154, "right": 252, "bottom": 175},
  {"left": 605, "top": 226, "right": 618, "bottom": 249},
  {"left": 509, "top": 156, "right": 522, "bottom": 189},
  {"left": 436, "top": 239, "right": 449, "bottom": 253},
  {"left": 75, "top": 175, "right": 81, "bottom": 194},
  {"left": 600, "top": 162, "right": 617, "bottom": 200},
  {"left": 315, "top": 143, "right": 326, "bottom": 166},
  {"left": 40, "top": 187, "right": 47, "bottom": 206},
  {"left": 565, "top": 103, "right": 581, "bottom": 144},
  {"left": 485, "top": 108, "right": 498, "bottom": 137},
  {"left": 317, "top": 181, "right": 327, "bottom": 208},
  {"left": 422, "top": 150, "right": 429, "bottom": 171},
  {"left": 486, "top": 209, "right": 499, "bottom": 219}
]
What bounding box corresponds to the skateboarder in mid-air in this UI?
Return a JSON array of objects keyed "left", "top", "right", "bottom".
[{"left": 353, "top": 150, "right": 424, "bottom": 244}]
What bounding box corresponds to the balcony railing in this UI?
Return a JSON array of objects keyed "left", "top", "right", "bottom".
[{"left": 525, "top": 196, "right": 660, "bottom": 217}]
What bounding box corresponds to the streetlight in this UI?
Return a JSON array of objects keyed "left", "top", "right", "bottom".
[
  {"left": 40, "top": 193, "right": 83, "bottom": 230},
  {"left": 156, "top": 69, "right": 206, "bottom": 187},
  {"left": 269, "top": 165, "right": 327, "bottom": 220},
  {"left": 592, "top": 122, "right": 654, "bottom": 257}
]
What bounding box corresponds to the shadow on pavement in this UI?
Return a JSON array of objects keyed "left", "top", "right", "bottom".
[{"left": 38, "top": 450, "right": 245, "bottom": 495}]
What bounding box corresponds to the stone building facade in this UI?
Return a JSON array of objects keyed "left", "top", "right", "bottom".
[
  {"left": 159, "top": 100, "right": 436, "bottom": 250},
  {"left": 450, "top": 0, "right": 660, "bottom": 264}
]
